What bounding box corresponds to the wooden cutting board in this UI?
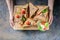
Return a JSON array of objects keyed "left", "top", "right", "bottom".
[{"left": 13, "top": 5, "right": 49, "bottom": 30}]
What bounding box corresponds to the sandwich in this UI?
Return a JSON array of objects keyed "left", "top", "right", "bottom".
[
  {"left": 37, "top": 21, "right": 49, "bottom": 31},
  {"left": 23, "top": 18, "right": 36, "bottom": 28},
  {"left": 13, "top": 4, "right": 28, "bottom": 29},
  {"left": 14, "top": 4, "right": 28, "bottom": 23},
  {"left": 29, "top": 2, "right": 38, "bottom": 18},
  {"left": 34, "top": 6, "right": 49, "bottom": 22},
  {"left": 35, "top": 6, "right": 49, "bottom": 31}
]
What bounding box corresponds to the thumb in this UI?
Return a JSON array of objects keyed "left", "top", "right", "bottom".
[
  {"left": 49, "top": 14, "right": 53, "bottom": 25},
  {"left": 9, "top": 18, "right": 14, "bottom": 27}
]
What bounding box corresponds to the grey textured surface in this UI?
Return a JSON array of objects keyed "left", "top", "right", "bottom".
[{"left": 0, "top": 0, "right": 60, "bottom": 40}]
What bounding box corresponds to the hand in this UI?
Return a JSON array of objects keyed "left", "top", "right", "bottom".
[
  {"left": 9, "top": 16, "right": 14, "bottom": 27},
  {"left": 49, "top": 9, "right": 53, "bottom": 25}
]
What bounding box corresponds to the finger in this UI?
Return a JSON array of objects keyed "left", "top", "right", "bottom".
[
  {"left": 49, "top": 13, "right": 51, "bottom": 22},
  {"left": 11, "top": 20, "right": 14, "bottom": 26},
  {"left": 10, "top": 22, "right": 12, "bottom": 27},
  {"left": 10, "top": 21, "right": 14, "bottom": 27},
  {"left": 50, "top": 15, "right": 53, "bottom": 25},
  {"left": 9, "top": 19, "right": 14, "bottom": 27},
  {"left": 49, "top": 15, "right": 53, "bottom": 25}
]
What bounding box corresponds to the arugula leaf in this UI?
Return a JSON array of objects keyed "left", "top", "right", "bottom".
[
  {"left": 41, "top": 8, "right": 48, "bottom": 13},
  {"left": 21, "top": 16, "right": 26, "bottom": 22}
]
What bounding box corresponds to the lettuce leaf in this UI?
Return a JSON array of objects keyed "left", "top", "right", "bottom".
[{"left": 45, "top": 22, "right": 49, "bottom": 27}]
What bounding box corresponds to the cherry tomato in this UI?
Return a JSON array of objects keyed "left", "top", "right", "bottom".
[
  {"left": 15, "top": 15, "right": 20, "bottom": 18},
  {"left": 21, "top": 9, "right": 26, "bottom": 14},
  {"left": 26, "top": 21, "right": 31, "bottom": 25},
  {"left": 41, "top": 21, "right": 46, "bottom": 25},
  {"left": 43, "top": 27, "right": 47, "bottom": 30}
]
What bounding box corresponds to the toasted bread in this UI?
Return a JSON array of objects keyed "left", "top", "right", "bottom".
[
  {"left": 36, "top": 6, "right": 48, "bottom": 17},
  {"left": 34, "top": 6, "right": 49, "bottom": 22},
  {"left": 29, "top": 2, "right": 38, "bottom": 18},
  {"left": 23, "top": 18, "right": 37, "bottom": 28},
  {"left": 13, "top": 3, "right": 49, "bottom": 30},
  {"left": 14, "top": 4, "right": 28, "bottom": 18}
]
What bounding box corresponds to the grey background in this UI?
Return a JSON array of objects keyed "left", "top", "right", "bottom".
[{"left": 0, "top": 0, "right": 60, "bottom": 40}]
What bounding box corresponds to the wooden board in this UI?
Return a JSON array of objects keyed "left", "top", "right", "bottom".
[{"left": 13, "top": 4, "right": 49, "bottom": 30}]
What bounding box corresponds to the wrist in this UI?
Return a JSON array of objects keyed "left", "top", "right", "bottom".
[
  {"left": 49, "top": 8, "right": 53, "bottom": 13},
  {"left": 10, "top": 15, "right": 13, "bottom": 19},
  {"left": 9, "top": 11, "right": 13, "bottom": 19}
]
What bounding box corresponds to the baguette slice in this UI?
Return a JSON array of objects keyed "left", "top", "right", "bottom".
[{"left": 29, "top": 2, "right": 38, "bottom": 18}]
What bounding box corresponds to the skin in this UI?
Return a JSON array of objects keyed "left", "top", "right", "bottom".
[
  {"left": 6, "top": 0, "right": 14, "bottom": 27},
  {"left": 6, "top": 0, "right": 54, "bottom": 27},
  {"left": 48, "top": 0, "right": 54, "bottom": 25}
]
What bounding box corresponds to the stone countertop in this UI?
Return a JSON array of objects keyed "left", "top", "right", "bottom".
[{"left": 0, "top": 0, "right": 60, "bottom": 40}]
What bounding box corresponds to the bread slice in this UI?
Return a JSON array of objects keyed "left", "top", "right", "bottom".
[
  {"left": 13, "top": 18, "right": 37, "bottom": 30},
  {"left": 13, "top": 22, "right": 23, "bottom": 30},
  {"left": 14, "top": 4, "right": 28, "bottom": 22},
  {"left": 23, "top": 18, "right": 37, "bottom": 28},
  {"left": 29, "top": 2, "right": 38, "bottom": 18},
  {"left": 36, "top": 6, "right": 48, "bottom": 17},
  {"left": 34, "top": 6, "right": 49, "bottom": 22},
  {"left": 13, "top": 4, "right": 28, "bottom": 30},
  {"left": 14, "top": 4, "right": 28, "bottom": 18}
]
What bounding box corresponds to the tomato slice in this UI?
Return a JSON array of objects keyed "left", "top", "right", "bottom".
[
  {"left": 43, "top": 27, "right": 47, "bottom": 30},
  {"left": 41, "top": 21, "right": 46, "bottom": 25},
  {"left": 26, "top": 21, "right": 31, "bottom": 25},
  {"left": 21, "top": 9, "right": 26, "bottom": 14},
  {"left": 15, "top": 15, "right": 20, "bottom": 18}
]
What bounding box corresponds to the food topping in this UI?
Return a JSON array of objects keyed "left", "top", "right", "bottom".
[
  {"left": 41, "top": 8, "right": 48, "bottom": 13},
  {"left": 15, "top": 15, "right": 20, "bottom": 18},
  {"left": 16, "top": 7, "right": 21, "bottom": 14},
  {"left": 37, "top": 21, "right": 49, "bottom": 31},
  {"left": 26, "top": 21, "right": 31, "bottom": 25},
  {"left": 21, "top": 9, "right": 26, "bottom": 14},
  {"left": 21, "top": 16, "right": 26, "bottom": 22},
  {"left": 43, "top": 27, "right": 47, "bottom": 30},
  {"left": 45, "top": 22, "right": 49, "bottom": 27},
  {"left": 41, "top": 21, "right": 46, "bottom": 25}
]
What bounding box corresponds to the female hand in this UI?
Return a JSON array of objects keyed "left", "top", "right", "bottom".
[
  {"left": 9, "top": 15, "right": 14, "bottom": 27},
  {"left": 49, "top": 9, "right": 53, "bottom": 25}
]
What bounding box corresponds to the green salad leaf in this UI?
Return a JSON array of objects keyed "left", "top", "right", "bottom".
[
  {"left": 37, "top": 21, "right": 49, "bottom": 31},
  {"left": 45, "top": 22, "right": 49, "bottom": 27},
  {"left": 41, "top": 8, "right": 48, "bottom": 13},
  {"left": 21, "top": 16, "right": 26, "bottom": 22},
  {"left": 37, "top": 21, "right": 44, "bottom": 31}
]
